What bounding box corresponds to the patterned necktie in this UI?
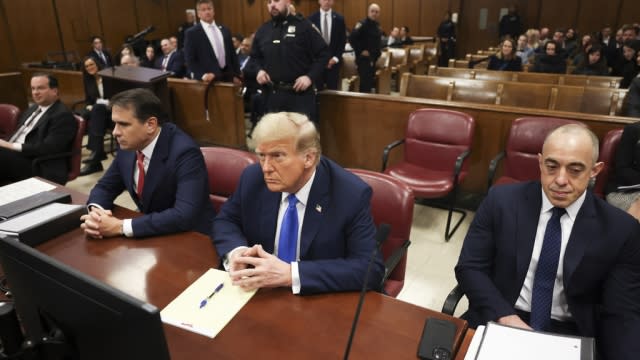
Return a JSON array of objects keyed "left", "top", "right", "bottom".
[
  {"left": 530, "top": 207, "right": 566, "bottom": 331},
  {"left": 136, "top": 151, "right": 145, "bottom": 200},
  {"left": 322, "top": 13, "right": 330, "bottom": 44},
  {"left": 161, "top": 54, "right": 169, "bottom": 71},
  {"left": 10, "top": 108, "right": 42, "bottom": 143},
  {"left": 278, "top": 194, "right": 299, "bottom": 263},
  {"left": 210, "top": 25, "right": 226, "bottom": 69}
]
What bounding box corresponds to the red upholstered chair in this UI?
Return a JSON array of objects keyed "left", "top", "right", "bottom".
[
  {"left": 201, "top": 147, "right": 258, "bottom": 212},
  {"left": 592, "top": 128, "right": 623, "bottom": 199},
  {"left": 32, "top": 114, "right": 86, "bottom": 184},
  {"left": 349, "top": 168, "right": 413, "bottom": 297},
  {"left": 488, "top": 117, "right": 585, "bottom": 189},
  {"left": 0, "top": 103, "right": 20, "bottom": 140},
  {"left": 382, "top": 108, "right": 475, "bottom": 241}
]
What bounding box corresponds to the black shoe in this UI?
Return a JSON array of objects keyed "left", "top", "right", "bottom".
[
  {"left": 79, "top": 162, "right": 104, "bottom": 176},
  {"left": 82, "top": 151, "right": 107, "bottom": 164}
]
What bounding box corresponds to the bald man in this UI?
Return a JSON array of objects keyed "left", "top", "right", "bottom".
[{"left": 348, "top": 3, "right": 382, "bottom": 93}]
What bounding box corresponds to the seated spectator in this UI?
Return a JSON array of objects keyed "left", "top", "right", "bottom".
[
  {"left": 532, "top": 40, "right": 566, "bottom": 74},
  {"left": 487, "top": 38, "right": 522, "bottom": 71},
  {"left": 526, "top": 28, "right": 541, "bottom": 51},
  {"left": 87, "top": 36, "right": 113, "bottom": 68},
  {"left": 0, "top": 74, "right": 77, "bottom": 185},
  {"left": 399, "top": 26, "right": 414, "bottom": 46},
  {"left": 386, "top": 27, "right": 402, "bottom": 48},
  {"left": 155, "top": 38, "right": 186, "bottom": 78},
  {"left": 564, "top": 28, "right": 578, "bottom": 57},
  {"left": 120, "top": 54, "right": 140, "bottom": 67},
  {"left": 232, "top": 33, "right": 243, "bottom": 56},
  {"left": 570, "top": 34, "right": 592, "bottom": 66},
  {"left": 79, "top": 57, "right": 112, "bottom": 176},
  {"left": 618, "top": 40, "right": 640, "bottom": 88},
  {"left": 116, "top": 44, "right": 135, "bottom": 66},
  {"left": 605, "top": 119, "right": 640, "bottom": 221},
  {"left": 516, "top": 34, "right": 534, "bottom": 65},
  {"left": 572, "top": 45, "right": 609, "bottom": 76},
  {"left": 141, "top": 45, "right": 156, "bottom": 68}
]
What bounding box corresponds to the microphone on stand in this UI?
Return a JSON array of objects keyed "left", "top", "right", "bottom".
[{"left": 343, "top": 223, "right": 390, "bottom": 360}]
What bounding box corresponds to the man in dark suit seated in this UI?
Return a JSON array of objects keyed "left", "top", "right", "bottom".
[
  {"left": 80, "top": 88, "right": 214, "bottom": 239},
  {"left": 0, "top": 73, "right": 76, "bottom": 185},
  {"left": 308, "top": 0, "right": 347, "bottom": 90},
  {"left": 183, "top": 0, "right": 240, "bottom": 83},
  {"left": 154, "top": 38, "right": 186, "bottom": 78},
  {"left": 212, "top": 112, "right": 384, "bottom": 295},
  {"left": 87, "top": 36, "right": 113, "bottom": 68},
  {"left": 456, "top": 124, "right": 640, "bottom": 360}
]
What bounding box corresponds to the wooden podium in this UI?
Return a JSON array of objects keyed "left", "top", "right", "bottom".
[{"left": 98, "top": 66, "right": 172, "bottom": 115}]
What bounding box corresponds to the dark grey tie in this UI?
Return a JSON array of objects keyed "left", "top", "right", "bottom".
[
  {"left": 322, "top": 13, "right": 330, "bottom": 44},
  {"left": 10, "top": 108, "right": 42, "bottom": 143}
]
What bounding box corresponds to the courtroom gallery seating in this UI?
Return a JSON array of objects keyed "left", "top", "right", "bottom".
[
  {"left": 0, "top": 103, "right": 20, "bottom": 140},
  {"left": 592, "top": 128, "right": 624, "bottom": 199},
  {"left": 32, "top": 114, "right": 86, "bottom": 184},
  {"left": 487, "top": 117, "right": 586, "bottom": 189},
  {"left": 349, "top": 168, "right": 414, "bottom": 297},
  {"left": 382, "top": 108, "right": 475, "bottom": 241},
  {"left": 201, "top": 146, "right": 258, "bottom": 213}
]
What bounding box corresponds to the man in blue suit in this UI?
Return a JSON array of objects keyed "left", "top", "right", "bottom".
[
  {"left": 183, "top": 0, "right": 240, "bottom": 83},
  {"left": 154, "top": 38, "right": 186, "bottom": 78},
  {"left": 308, "top": 0, "right": 346, "bottom": 90},
  {"left": 81, "top": 88, "right": 214, "bottom": 239},
  {"left": 213, "top": 112, "right": 384, "bottom": 295},
  {"left": 456, "top": 124, "right": 640, "bottom": 359}
]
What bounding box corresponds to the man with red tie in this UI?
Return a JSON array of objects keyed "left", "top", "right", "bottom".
[{"left": 80, "top": 88, "right": 214, "bottom": 239}]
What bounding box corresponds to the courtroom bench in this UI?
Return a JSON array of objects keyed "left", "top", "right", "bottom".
[{"left": 399, "top": 74, "right": 627, "bottom": 116}]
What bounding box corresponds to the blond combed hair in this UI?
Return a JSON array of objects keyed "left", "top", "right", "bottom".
[{"left": 253, "top": 112, "right": 322, "bottom": 165}]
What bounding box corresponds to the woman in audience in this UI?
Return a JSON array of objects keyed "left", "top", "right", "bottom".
[
  {"left": 515, "top": 34, "right": 534, "bottom": 65},
  {"left": 606, "top": 119, "right": 640, "bottom": 221},
  {"left": 572, "top": 44, "right": 609, "bottom": 75},
  {"left": 487, "top": 38, "right": 522, "bottom": 71},
  {"left": 141, "top": 44, "right": 156, "bottom": 68},
  {"left": 532, "top": 40, "right": 566, "bottom": 73},
  {"left": 115, "top": 44, "right": 135, "bottom": 66},
  {"left": 79, "top": 56, "right": 111, "bottom": 176},
  {"left": 525, "top": 28, "right": 540, "bottom": 50},
  {"left": 570, "top": 34, "right": 592, "bottom": 66}
]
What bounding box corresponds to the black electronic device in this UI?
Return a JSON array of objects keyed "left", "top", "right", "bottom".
[
  {"left": 417, "top": 317, "right": 457, "bottom": 360},
  {"left": 0, "top": 234, "right": 171, "bottom": 360}
]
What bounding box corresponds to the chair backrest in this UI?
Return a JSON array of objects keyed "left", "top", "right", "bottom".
[
  {"left": 0, "top": 103, "right": 20, "bottom": 140},
  {"left": 500, "top": 117, "right": 585, "bottom": 183},
  {"left": 67, "top": 114, "right": 86, "bottom": 182},
  {"left": 201, "top": 147, "right": 258, "bottom": 213},
  {"left": 348, "top": 168, "right": 414, "bottom": 298},
  {"left": 404, "top": 108, "right": 475, "bottom": 177},
  {"left": 593, "top": 128, "right": 623, "bottom": 198}
]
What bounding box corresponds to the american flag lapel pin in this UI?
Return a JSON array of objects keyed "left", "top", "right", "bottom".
[{"left": 315, "top": 204, "right": 322, "bottom": 213}]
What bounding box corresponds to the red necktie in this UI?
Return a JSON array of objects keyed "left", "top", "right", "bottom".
[{"left": 136, "top": 151, "right": 145, "bottom": 199}]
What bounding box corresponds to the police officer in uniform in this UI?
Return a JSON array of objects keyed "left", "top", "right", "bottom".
[
  {"left": 349, "top": 3, "right": 382, "bottom": 93},
  {"left": 246, "top": 0, "right": 329, "bottom": 123}
]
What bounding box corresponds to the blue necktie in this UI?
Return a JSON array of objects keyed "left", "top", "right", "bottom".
[
  {"left": 530, "top": 207, "right": 566, "bottom": 331},
  {"left": 278, "top": 194, "right": 298, "bottom": 263}
]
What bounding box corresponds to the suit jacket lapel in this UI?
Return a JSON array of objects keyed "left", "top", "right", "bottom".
[
  {"left": 259, "top": 189, "right": 280, "bottom": 254},
  {"left": 199, "top": 23, "right": 220, "bottom": 66},
  {"left": 140, "top": 125, "right": 171, "bottom": 210},
  {"left": 563, "top": 192, "right": 597, "bottom": 288},
  {"left": 515, "top": 182, "right": 543, "bottom": 289},
  {"left": 121, "top": 150, "right": 142, "bottom": 210},
  {"left": 300, "top": 161, "right": 330, "bottom": 258}
]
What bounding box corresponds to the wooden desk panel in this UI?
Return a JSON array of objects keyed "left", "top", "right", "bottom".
[{"left": 33, "top": 186, "right": 468, "bottom": 359}]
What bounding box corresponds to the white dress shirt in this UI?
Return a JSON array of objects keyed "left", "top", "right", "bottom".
[
  {"left": 514, "top": 189, "right": 587, "bottom": 321},
  {"left": 11, "top": 104, "right": 53, "bottom": 151},
  {"left": 199, "top": 19, "right": 226, "bottom": 77}
]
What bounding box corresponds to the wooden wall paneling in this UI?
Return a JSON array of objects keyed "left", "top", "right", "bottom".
[
  {"left": 3, "top": 0, "right": 63, "bottom": 63},
  {"left": 419, "top": 0, "right": 453, "bottom": 37},
  {"left": 242, "top": 0, "right": 267, "bottom": 35},
  {"left": 537, "top": 0, "right": 579, "bottom": 32},
  {"left": 213, "top": 0, "right": 244, "bottom": 36},
  {"left": 392, "top": 0, "right": 420, "bottom": 36},
  {"left": 54, "top": 0, "right": 102, "bottom": 63},
  {"left": 0, "top": 1, "right": 17, "bottom": 72},
  {"left": 167, "top": 0, "right": 197, "bottom": 41},
  {"left": 136, "top": 0, "right": 172, "bottom": 41},
  {"left": 368, "top": 0, "right": 393, "bottom": 34},
  {"left": 98, "top": 0, "right": 139, "bottom": 56},
  {"left": 342, "top": 0, "right": 368, "bottom": 31},
  {"left": 0, "top": 73, "right": 27, "bottom": 109},
  {"left": 617, "top": 0, "right": 640, "bottom": 28},
  {"left": 575, "top": 0, "right": 620, "bottom": 34}
]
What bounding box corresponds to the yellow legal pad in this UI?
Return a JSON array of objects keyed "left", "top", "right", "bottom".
[{"left": 160, "top": 268, "right": 257, "bottom": 338}]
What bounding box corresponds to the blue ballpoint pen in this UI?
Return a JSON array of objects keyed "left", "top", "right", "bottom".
[{"left": 199, "top": 283, "right": 224, "bottom": 309}]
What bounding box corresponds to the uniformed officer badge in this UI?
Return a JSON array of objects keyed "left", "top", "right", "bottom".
[
  {"left": 355, "top": 22, "right": 362, "bottom": 30},
  {"left": 288, "top": 25, "right": 296, "bottom": 33}
]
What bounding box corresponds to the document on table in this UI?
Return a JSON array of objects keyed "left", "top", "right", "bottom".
[
  {"left": 0, "top": 177, "right": 56, "bottom": 206},
  {"left": 465, "top": 322, "right": 594, "bottom": 360},
  {"left": 160, "top": 268, "right": 257, "bottom": 338}
]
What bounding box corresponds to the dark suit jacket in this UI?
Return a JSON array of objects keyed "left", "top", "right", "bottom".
[
  {"left": 212, "top": 157, "right": 384, "bottom": 295},
  {"left": 154, "top": 50, "right": 186, "bottom": 78},
  {"left": 18, "top": 101, "right": 77, "bottom": 184},
  {"left": 456, "top": 181, "right": 640, "bottom": 359},
  {"left": 87, "top": 49, "right": 113, "bottom": 68},
  {"left": 183, "top": 22, "right": 240, "bottom": 81},
  {"left": 308, "top": 10, "right": 346, "bottom": 63},
  {"left": 87, "top": 123, "right": 214, "bottom": 237}
]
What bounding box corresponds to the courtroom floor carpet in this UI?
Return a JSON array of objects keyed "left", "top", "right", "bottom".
[{"left": 68, "top": 145, "right": 472, "bottom": 315}]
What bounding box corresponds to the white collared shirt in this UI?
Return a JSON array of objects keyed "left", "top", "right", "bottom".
[
  {"left": 200, "top": 20, "right": 225, "bottom": 71},
  {"left": 11, "top": 104, "right": 53, "bottom": 151},
  {"left": 515, "top": 189, "right": 587, "bottom": 321}
]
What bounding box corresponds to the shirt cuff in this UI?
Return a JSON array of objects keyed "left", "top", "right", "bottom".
[
  {"left": 11, "top": 143, "right": 21, "bottom": 151},
  {"left": 86, "top": 203, "right": 104, "bottom": 212},
  {"left": 223, "top": 246, "right": 249, "bottom": 271},
  {"left": 291, "top": 261, "right": 301, "bottom": 294},
  {"left": 332, "top": 56, "right": 339, "bottom": 64},
  {"left": 122, "top": 219, "right": 134, "bottom": 237}
]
